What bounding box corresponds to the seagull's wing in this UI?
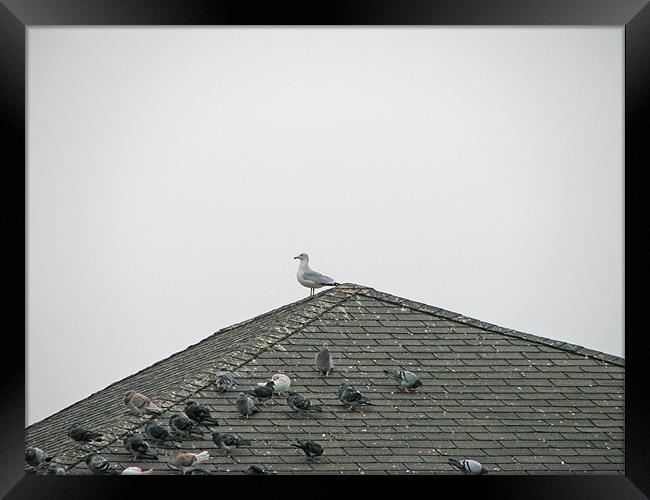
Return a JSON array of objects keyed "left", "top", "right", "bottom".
[{"left": 302, "top": 270, "right": 336, "bottom": 285}]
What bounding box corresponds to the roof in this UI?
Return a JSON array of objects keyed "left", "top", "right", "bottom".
[{"left": 26, "top": 283, "right": 624, "bottom": 475}]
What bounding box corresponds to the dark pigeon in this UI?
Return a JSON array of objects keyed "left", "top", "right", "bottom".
[
  {"left": 123, "top": 432, "right": 158, "bottom": 460},
  {"left": 68, "top": 423, "right": 103, "bottom": 444},
  {"left": 291, "top": 440, "right": 323, "bottom": 460},
  {"left": 185, "top": 401, "right": 219, "bottom": 426},
  {"left": 338, "top": 384, "right": 372, "bottom": 410}
]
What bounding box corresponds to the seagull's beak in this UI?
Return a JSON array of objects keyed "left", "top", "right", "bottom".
[{"left": 293, "top": 256, "right": 300, "bottom": 260}]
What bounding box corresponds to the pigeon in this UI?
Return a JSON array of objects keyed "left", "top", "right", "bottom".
[
  {"left": 286, "top": 392, "right": 322, "bottom": 414},
  {"left": 291, "top": 440, "right": 324, "bottom": 460},
  {"left": 122, "top": 466, "right": 154, "bottom": 475},
  {"left": 269, "top": 373, "right": 291, "bottom": 395},
  {"left": 294, "top": 253, "right": 339, "bottom": 296},
  {"left": 45, "top": 463, "right": 66, "bottom": 475},
  {"left": 249, "top": 380, "right": 275, "bottom": 405},
  {"left": 383, "top": 369, "right": 423, "bottom": 392},
  {"left": 212, "top": 432, "right": 251, "bottom": 453},
  {"left": 123, "top": 432, "right": 158, "bottom": 460},
  {"left": 214, "top": 370, "right": 236, "bottom": 392},
  {"left": 169, "top": 450, "right": 210, "bottom": 472},
  {"left": 144, "top": 420, "right": 180, "bottom": 444},
  {"left": 67, "top": 423, "right": 103, "bottom": 444},
  {"left": 124, "top": 390, "right": 163, "bottom": 415},
  {"left": 184, "top": 401, "right": 219, "bottom": 426},
  {"left": 338, "top": 384, "right": 372, "bottom": 410},
  {"left": 246, "top": 464, "right": 269, "bottom": 475},
  {"left": 315, "top": 344, "right": 333, "bottom": 376},
  {"left": 183, "top": 467, "right": 211, "bottom": 475},
  {"left": 448, "top": 458, "right": 489, "bottom": 475},
  {"left": 25, "top": 447, "right": 52, "bottom": 467},
  {"left": 169, "top": 413, "right": 206, "bottom": 438},
  {"left": 86, "top": 454, "right": 119, "bottom": 474},
  {"left": 236, "top": 392, "right": 260, "bottom": 419}
]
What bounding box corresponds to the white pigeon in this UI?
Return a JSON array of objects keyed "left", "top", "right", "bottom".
[
  {"left": 294, "top": 253, "right": 338, "bottom": 296},
  {"left": 122, "top": 466, "right": 154, "bottom": 475},
  {"left": 267, "top": 373, "right": 291, "bottom": 395}
]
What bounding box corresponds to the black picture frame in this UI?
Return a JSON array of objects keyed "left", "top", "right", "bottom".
[{"left": 1, "top": 1, "right": 646, "bottom": 497}]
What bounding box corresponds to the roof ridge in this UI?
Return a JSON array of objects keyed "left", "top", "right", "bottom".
[
  {"left": 26, "top": 286, "right": 344, "bottom": 432},
  {"left": 350, "top": 285, "right": 624, "bottom": 367}
]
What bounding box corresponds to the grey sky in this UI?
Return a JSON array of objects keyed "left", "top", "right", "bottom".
[{"left": 27, "top": 27, "right": 623, "bottom": 425}]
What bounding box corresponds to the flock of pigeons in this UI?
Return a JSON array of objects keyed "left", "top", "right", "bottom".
[
  {"left": 25, "top": 253, "right": 489, "bottom": 475},
  {"left": 26, "top": 345, "right": 487, "bottom": 475}
]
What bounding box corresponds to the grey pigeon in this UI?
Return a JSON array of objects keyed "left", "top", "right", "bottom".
[
  {"left": 212, "top": 432, "right": 251, "bottom": 453},
  {"left": 246, "top": 464, "right": 269, "bottom": 475},
  {"left": 383, "top": 369, "right": 423, "bottom": 392},
  {"left": 291, "top": 440, "right": 323, "bottom": 460},
  {"left": 46, "top": 463, "right": 66, "bottom": 475},
  {"left": 315, "top": 344, "right": 333, "bottom": 376},
  {"left": 124, "top": 390, "right": 163, "bottom": 415},
  {"left": 169, "top": 413, "right": 206, "bottom": 438},
  {"left": 185, "top": 401, "right": 219, "bottom": 426},
  {"left": 144, "top": 420, "right": 180, "bottom": 444},
  {"left": 86, "top": 454, "right": 119, "bottom": 474},
  {"left": 25, "top": 447, "right": 52, "bottom": 467},
  {"left": 214, "top": 370, "right": 236, "bottom": 392},
  {"left": 294, "top": 253, "right": 339, "bottom": 296},
  {"left": 286, "top": 392, "right": 322, "bottom": 414},
  {"left": 236, "top": 392, "right": 260, "bottom": 419},
  {"left": 249, "top": 380, "right": 275, "bottom": 405},
  {"left": 68, "top": 423, "right": 103, "bottom": 444},
  {"left": 123, "top": 432, "right": 158, "bottom": 460},
  {"left": 183, "top": 467, "right": 211, "bottom": 475},
  {"left": 338, "top": 384, "right": 372, "bottom": 410},
  {"left": 448, "top": 458, "right": 488, "bottom": 475}
]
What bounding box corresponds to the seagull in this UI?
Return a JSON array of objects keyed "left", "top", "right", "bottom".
[{"left": 294, "top": 253, "right": 338, "bottom": 296}]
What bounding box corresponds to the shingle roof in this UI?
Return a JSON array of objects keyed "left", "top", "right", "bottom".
[{"left": 26, "top": 284, "right": 624, "bottom": 475}]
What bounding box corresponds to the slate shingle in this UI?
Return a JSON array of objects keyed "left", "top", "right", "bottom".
[{"left": 25, "top": 283, "right": 624, "bottom": 475}]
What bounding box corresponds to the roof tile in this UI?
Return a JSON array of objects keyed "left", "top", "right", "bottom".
[{"left": 26, "top": 284, "right": 623, "bottom": 475}]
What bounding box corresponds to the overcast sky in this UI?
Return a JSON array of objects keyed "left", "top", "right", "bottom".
[{"left": 27, "top": 27, "right": 623, "bottom": 425}]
